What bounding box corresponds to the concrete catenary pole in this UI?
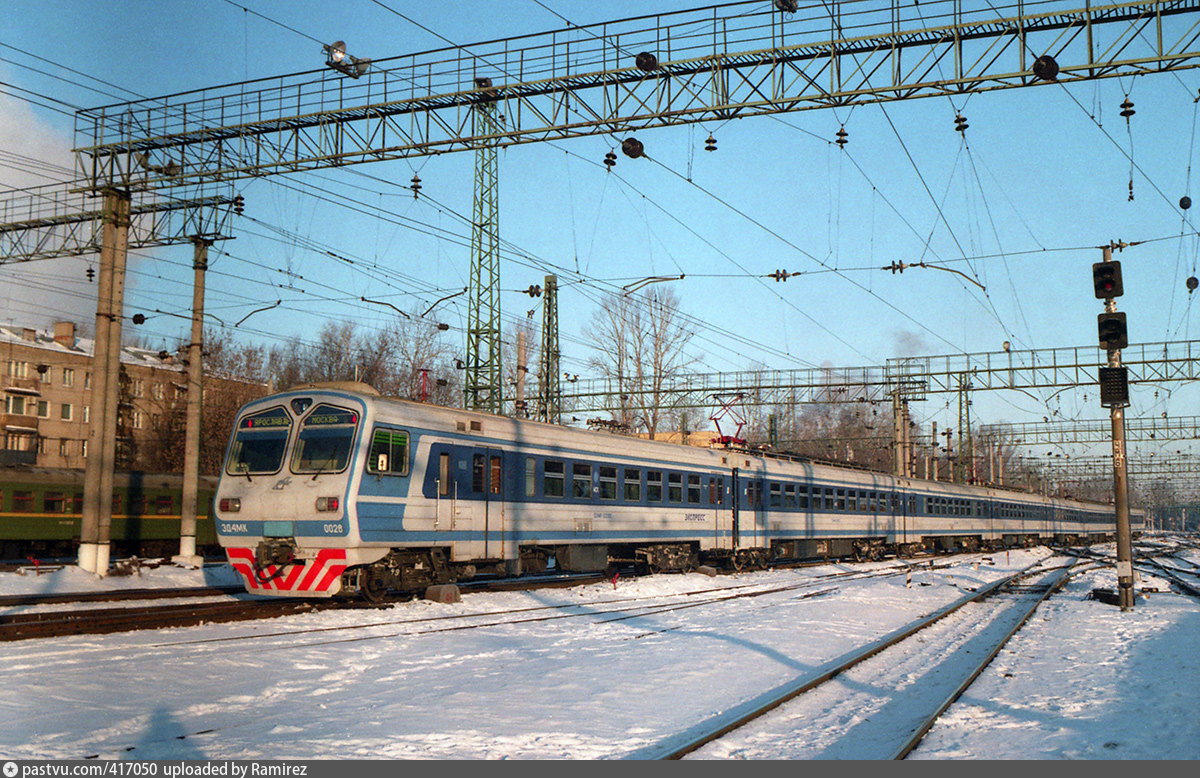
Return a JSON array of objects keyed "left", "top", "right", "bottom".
[
  {"left": 175, "top": 239, "right": 209, "bottom": 564},
  {"left": 79, "top": 189, "right": 130, "bottom": 576}
]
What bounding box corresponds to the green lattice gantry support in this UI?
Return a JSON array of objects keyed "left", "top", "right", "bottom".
[{"left": 465, "top": 89, "right": 502, "bottom": 414}]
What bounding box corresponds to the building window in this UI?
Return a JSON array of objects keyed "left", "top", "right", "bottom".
[
  {"left": 60, "top": 403, "right": 72, "bottom": 421},
  {"left": 132, "top": 379, "right": 144, "bottom": 398},
  {"left": 36, "top": 400, "right": 48, "bottom": 418},
  {"left": 4, "top": 396, "right": 26, "bottom": 415},
  {"left": 37, "top": 437, "right": 45, "bottom": 454},
  {"left": 62, "top": 368, "right": 74, "bottom": 387},
  {"left": 59, "top": 439, "right": 69, "bottom": 456},
  {"left": 84, "top": 372, "right": 91, "bottom": 389},
  {"left": 7, "top": 361, "right": 28, "bottom": 379},
  {"left": 83, "top": 406, "right": 89, "bottom": 423},
  {"left": 152, "top": 383, "right": 164, "bottom": 400},
  {"left": 132, "top": 410, "right": 144, "bottom": 429},
  {"left": 81, "top": 440, "right": 88, "bottom": 458},
  {"left": 38, "top": 366, "right": 51, "bottom": 384}
]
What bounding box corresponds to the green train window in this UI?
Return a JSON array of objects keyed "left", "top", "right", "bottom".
[{"left": 367, "top": 427, "right": 409, "bottom": 476}]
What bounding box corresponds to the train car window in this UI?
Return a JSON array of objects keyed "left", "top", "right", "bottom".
[
  {"left": 798, "top": 487, "right": 809, "bottom": 510},
  {"left": 846, "top": 491, "right": 858, "bottom": 512},
  {"left": 490, "top": 456, "right": 502, "bottom": 495},
  {"left": 544, "top": 460, "right": 565, "bottom": 498},
  {"left": 129, "top": 496, "right": 147, "bottom": 516},
  {"left": 769, "top": 483, "right": 782, "bottom": 508},
  {"left": 599, "top": 467, "right": 618, "bottom": 500},
  {"left": 624, "top": 469, "right": 641, "bottom": 501},
  {"left": 472, "top": 454, "right": 485, "bottom": 493},
  {"left": 291, "top": 405, "right": 359, "bottom": 475},
  {"left": 784, "top": 484, "right": 797, "bottom": 509},
  {"left": 156, "top": 495, "right": 174, "bottom": 515},
  {"left": 667, "top": 473, "right": 682, "bottom": 503},
  {"left": 12, "top": 491, "right": 32, "bottom": 513},
  {"left": 439, "top": 453, "right": 451, "bottom": 496},
  {"left": 709, "top": 478, "right": 718, "bottom": 505},
  {"left": 867, "top": 492, "right": 877, "bottom": 512},
  {"left": 227, "top": 406, "right": 292, "bottom": 476},
  {"left": 835, "top": 489, "right": 846, "bottom": 511},
  {"left": 687, "top": 475, "right": 701, "bottom": 504},
  {"left": 647, "top": 470, "right": 662, "bottom": 502},
  {"left": 43, "top": 492, "right": 66, "bottom": 513},
  {"left": 716, "top": 479, "right": 725, "bottom": 505},
  {"left": 366, "top": 427, "right": 410, "bottom": 476},
  {"left": 821, "top": 488, "right": 833, "bottom": 510},
  {"left": 572, "top": 464, "right": 592, "bottom": 500},
  {"left": 747, "top": 482, "right": 761, "bottom": 508},
  {"left": 525, "top": 458, "right": 536, "bottom": 497}
]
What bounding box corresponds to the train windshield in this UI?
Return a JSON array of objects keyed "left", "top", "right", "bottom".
[
  {"left": 291, "top": 404, "right": 359, "bottom": 474},
  {"left": 227, "top": 406, "right": 292, "bottom": 475}
]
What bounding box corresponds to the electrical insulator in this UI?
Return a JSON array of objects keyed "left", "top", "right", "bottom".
[
  {"left": 86, "top": 266, "right": 95, "bottom": 282},
  {"left": 1032, "top": 54, "right": 1059, "bottom": 81},
  {"left": 705, "top": 134, "right": 717, "bottom": 152},
  {"left": 233, "top": 194, "right": 245, "bottom": 215},
  {"left": 410, "top": 174, "right": 422, "bottom": 198},
  {"left": 525, "top": 284, "right": 542, "bottom": 297},
  {"left": 635, "top": 52, "right": 658, "bottom": 72},
  {"left": 769, "top": 269, "right": 791, "bottom": 282},
  {"left": 954, "top": 114, "right": 968, "bottom": 133},
  {"left": 835, "top": 127, "right": 848, "bottom": 148},
  {"left": 1188, "top": 276, "right": 1198, "bottom": 293},
  {"left": 621, "top": 137, "right": 644, "bottom": 159},
  {"left": 604, "top": 150, "right": 617, "bottom": 170},
  {"left": 1181, "top": 195, "right": 1191, "bottom": 210},
  {"left": 132, "top": 313, "right": 146, "bottom": 325},
  {"left": 775, "top": 0, "right": 798, "bottom": 12},
  {"left": 1120, "top": 97, "right": 1135, "bottom": 119}
]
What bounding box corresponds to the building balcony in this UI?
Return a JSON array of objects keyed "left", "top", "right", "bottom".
[
  {"left": 4, "top": 377, "right": 41, "bottom": 396},
  {"left": 0, "top": 413, "right": 39, "bottom": 433}
]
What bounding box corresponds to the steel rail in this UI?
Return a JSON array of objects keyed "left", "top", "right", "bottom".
[
  {"left": 650, "top": 560, "right": 1053, "bottom": 759},
  {"left": 889, "top": 562, "right": 1076, "bottom": 759}
]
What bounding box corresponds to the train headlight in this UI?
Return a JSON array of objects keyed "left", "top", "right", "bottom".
[
  {"left": 316, "top": 496, "right": 340, "bottom": 512},
  {"left": 218, "top": 497, "right": 241, "bottom": 513}
]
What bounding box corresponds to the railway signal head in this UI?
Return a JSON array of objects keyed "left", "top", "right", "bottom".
[
  {"left": 1092, "top": 261, "right": 1123, "bottom": 299},
  {"left": 1097, "top": 312, "right": 1128, "bottom": 350}
]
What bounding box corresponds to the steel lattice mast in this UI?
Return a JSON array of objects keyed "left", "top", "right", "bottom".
[
  {"left": 538, "top": 275, "right": 561, "bottom": 424},
  {"left": 465, "top": 85, "right": 502, "bottom": 414}
]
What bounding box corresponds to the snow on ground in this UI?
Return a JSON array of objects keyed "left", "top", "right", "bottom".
[{"left": 0, "top": 541, "right": 1196, "bottom": 760}]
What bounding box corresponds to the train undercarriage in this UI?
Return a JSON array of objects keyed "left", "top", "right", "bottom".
[{"left": 319, "top": 530, "right": 1120, "bottom": 601}]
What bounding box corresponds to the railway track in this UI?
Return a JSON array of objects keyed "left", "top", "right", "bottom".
[
  {"left": 0, "top": 553, "right": 983, "bottom": 643},
  {"left": 632, "top": 557, "right": 1077, "bottom": 760}
]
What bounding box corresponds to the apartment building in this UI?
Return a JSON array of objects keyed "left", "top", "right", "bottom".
[{"left": 1, "top": 321, "right": 233, "bottom": 469}]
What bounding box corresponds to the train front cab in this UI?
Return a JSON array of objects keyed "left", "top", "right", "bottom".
[{"left": 215, "top": 392, "right": 375, "bottom": 597}]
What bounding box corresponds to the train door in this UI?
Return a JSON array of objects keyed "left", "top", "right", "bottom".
[
  {"left": 728, "top": 468, "right": 739, "bottom": 550},
  {"left": 468, "top": 448, "right": 504, "bottom": 559}
]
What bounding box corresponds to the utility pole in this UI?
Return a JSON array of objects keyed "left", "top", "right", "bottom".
[
  {"left": 1095, "top": 243, "right": 1135, "bottom": 610},
  {"left": 175, "top": 238, "right": 209, "bottom": 565},
  {"left": 514, "top": 328, "right": 528, "bottom": 418},
  {"left": 78, "top": 189, "right": 130, "bottom": 576},
  {"left": 892, "top": 389, "right": 904, "bottom": 477}
]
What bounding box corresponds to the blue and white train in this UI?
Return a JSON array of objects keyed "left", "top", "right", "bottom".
[{"left": 214, "top": 383, "right": 1140, "bottom": 598}]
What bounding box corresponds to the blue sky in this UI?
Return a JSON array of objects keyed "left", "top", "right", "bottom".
[{"left": 2, "top": 0, "right": 1199, "bottom": 468}]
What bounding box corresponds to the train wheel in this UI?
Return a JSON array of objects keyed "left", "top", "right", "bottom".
[{"left": 361, "top": 568, "right": 389, "bottom": 604}]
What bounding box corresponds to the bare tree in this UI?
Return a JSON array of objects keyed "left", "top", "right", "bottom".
[{"left": 588, "top": 286, "right": 695, "bottom": 438}]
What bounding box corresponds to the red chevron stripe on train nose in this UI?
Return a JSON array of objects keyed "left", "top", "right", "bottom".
[{"left": 225, "top": 547, "right": 348, "bottom": 592}]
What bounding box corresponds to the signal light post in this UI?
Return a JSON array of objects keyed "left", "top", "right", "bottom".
[{"left": 1094, "top": 244, "right": 1135, "bottom": 611}]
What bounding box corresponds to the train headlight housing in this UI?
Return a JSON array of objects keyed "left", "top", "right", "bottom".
[
  {"left": 218, "top": 497, "right": 241, "bottom": 513},
  {"left": 316, "top": 496, "right": 340, "bottom": 512}
]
